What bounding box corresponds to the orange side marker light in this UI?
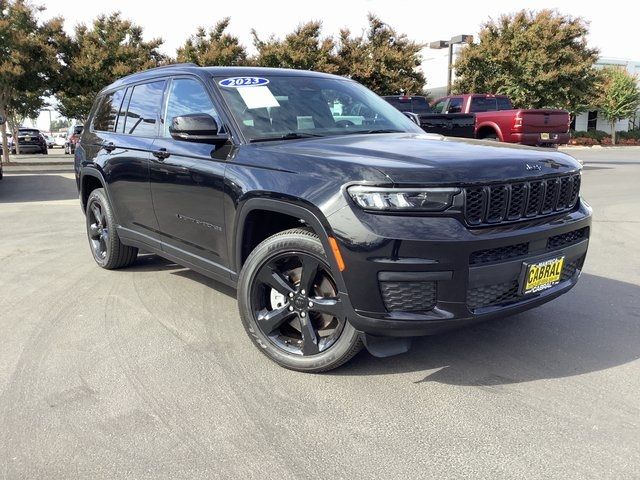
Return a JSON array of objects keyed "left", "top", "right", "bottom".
[{"left": 328, "top": 237, "right": 346, "bottom": 272}]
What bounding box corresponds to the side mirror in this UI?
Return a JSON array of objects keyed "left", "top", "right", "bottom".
[
  {"left": 169, "top": 113, "right": 229, "bottom": 144},
  {"left": 402, "top": 111, "right": 421, "bottom": 125}
]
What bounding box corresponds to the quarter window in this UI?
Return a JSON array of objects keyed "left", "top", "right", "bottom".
[
  {"left": 163, "top": 78, "right": 219, "bottom": 137},
  {"left": 122, "top": 81, "right": 166, "bottom": 137},
  {"left": 93, "top": 89, "right": 125, "bottom": 132}
]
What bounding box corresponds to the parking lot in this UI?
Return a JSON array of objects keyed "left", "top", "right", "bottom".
[{"left": 0, "top": 147, "right": 639, "bottom": 479}]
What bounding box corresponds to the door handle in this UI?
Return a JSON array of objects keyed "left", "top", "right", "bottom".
[
  {"left": 152, "top": 148, "right": 170, "bottom": 160},
  {"left": 102, "top": 142, "right": 116, "bottom": 152}
]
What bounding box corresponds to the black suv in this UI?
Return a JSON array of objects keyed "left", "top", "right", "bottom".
[{"left": 76, "top": 64, "right": 591, "bottom": 372}]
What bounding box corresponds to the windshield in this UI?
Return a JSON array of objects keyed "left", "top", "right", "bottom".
[{"left": 214, "top": 75, "right": 422, "bottom": 142}]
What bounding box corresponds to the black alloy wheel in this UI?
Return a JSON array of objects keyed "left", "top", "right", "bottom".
[
  {"left": 238, "top": 229, "right": 363, "bottom": 372},
  {"left": 88, "top": 200, "right": 109, "bottom": 261},
  {"left": 250, "top": 251, "right": 345, "bottom": 356},
  {"left": 85, "top": 188, "right": 138, "bottom": 269}
]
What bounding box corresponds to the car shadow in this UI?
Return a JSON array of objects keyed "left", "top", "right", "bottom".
[
  {"left": 0, "top": 174, "right": 77, "bottom": 203},
  {"left": 126, "top": 253, "right": 237, "bottom": 299},
  {"left": 332, "top": 273, "right": 640, "bottom": 385}
]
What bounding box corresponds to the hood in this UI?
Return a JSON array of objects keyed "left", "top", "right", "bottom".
[{"left": 258, "top": 132, "right": 581, "bottom": 185}]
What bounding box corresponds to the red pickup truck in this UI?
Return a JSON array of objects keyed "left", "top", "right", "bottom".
[{"left": 431, "top": 94, "right": 570, "bottom": 146}]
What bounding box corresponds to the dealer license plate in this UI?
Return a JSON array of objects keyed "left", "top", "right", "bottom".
[
  {"left": 540, "top": 133, "right": 550, "bottom": 140},
  {"left": 522, "top": 257, "right": 565, "bottom": 294}
]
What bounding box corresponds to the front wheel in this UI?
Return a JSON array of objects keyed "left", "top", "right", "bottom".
[{"left": 238, "top": 229, "right": 363, "bottom": 372}]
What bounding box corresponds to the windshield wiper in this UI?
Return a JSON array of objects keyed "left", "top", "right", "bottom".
[
  {"left": 341, "top": 128, "right": 405, "bottom": 135},
  {"left": 249, "top": 132, "right": 325, "bottom": 143}
]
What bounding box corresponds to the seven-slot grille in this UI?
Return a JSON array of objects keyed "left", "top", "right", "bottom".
[{"left": 464, "top": 173, "right": 581, "bottom": 226}]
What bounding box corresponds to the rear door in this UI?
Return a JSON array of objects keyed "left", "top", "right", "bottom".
[
  {"left": 90, "top": 80, "right": 165, "bottom": 246},
  {"left": 149, "top": 76, "right": 231, "bottom": 276}
]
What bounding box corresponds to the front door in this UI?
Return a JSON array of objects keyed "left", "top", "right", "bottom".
[{"left": 149, "top": 76, "right": 231, "bottom": 279}]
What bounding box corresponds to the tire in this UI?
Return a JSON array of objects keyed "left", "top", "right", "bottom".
[
  {"left": 482, "top": 133, "right": 499, "bottom": 141},
  {"left": 64, "top": 144, "right": 70, "bottom": 155},
  {"left": 238, "top": 228, "right": 363, "bottom": 372},
  {"left": 85, "top": 188, "right": 138, "bottom": 269},
  {"left": 42, "top": 148, "right": 48, "bottom": 155}
]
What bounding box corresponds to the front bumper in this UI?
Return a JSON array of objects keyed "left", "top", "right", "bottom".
[{"left": 329, "top": 199, "right": 592, "bottom": 337}]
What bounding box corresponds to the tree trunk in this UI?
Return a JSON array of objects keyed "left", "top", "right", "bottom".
[
  {"left": 611, "top": 122, "right": 616, "bottom": 145},
  {"left": 0, "top": 105, "right": 8, "bottom": 164},
  {"left": 7, "top": 116, "right": 20, "bottom": 155}
]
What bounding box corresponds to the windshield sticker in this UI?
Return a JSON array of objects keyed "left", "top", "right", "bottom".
[
  {"left": 236, "top": 85, "right": 280, "bottom": 109},
  {"left": 219, "top": 77, "right": 269, "bottom": 88}
]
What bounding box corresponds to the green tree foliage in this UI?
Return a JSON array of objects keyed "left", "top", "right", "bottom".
[
  {"left": 57, "top": 12, "right": 166, "bottom": 121},
  {"left": 595, "top": 67, "right": 640, "bottom": 144},
  {"left": 50, "top": 117, "right": 71, "bottom": 132},
  {"left": 176, "top": 18, "right": 247, "bottom": 66},
  {"left": 0, "top": 0, "right": 64, "bottom": 159},
  {"left": 250, "top": 15, "right": 425, "bottom": 95},
  {"left": 453, "top": 9, "right": 599, "bottom": 114},
  {"left": 252, "top": 21, "right": 338, "bottom": 73},
  {"left": 336, "top": 14, "right": 425, "bottom": 95}
]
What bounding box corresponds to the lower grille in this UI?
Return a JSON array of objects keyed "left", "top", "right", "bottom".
[
  {"left": 467, "top": 257, "right": 584, "bottom": 310},
  {"left": 547, "top": 227, "right": 589, "bottom": 250},
  {"left": 380, "top": 281, "right": 436, "bottom": 312},
  {"left": 470, "top": 242, "right": 529, "bottom": 265}
]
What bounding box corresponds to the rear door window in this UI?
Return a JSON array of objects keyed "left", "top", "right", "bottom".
[
  {"left": 122, "top": 80, "right": 166, "bottom": 137},
  {"left": 92, "top": 89, "right": 125, "bottom": 132},
  {"left": 447, "top": 97, "right": 464, "bottom": 113},
  {"left": 469, "top": 96, "right": 498, "bottom": 112}
]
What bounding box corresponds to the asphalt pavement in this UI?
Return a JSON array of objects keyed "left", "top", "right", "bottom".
[{"left": 0, "top": 147, "right": 639, "bottom": 479}]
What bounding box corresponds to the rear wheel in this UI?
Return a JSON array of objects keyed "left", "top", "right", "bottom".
[
  {"left": 238, "top": 228, "right": 363, "bottom": 372},
  {"left": 86, "top": 188, "right": 138, "bottom": 269},
  {"left": 482, "top": 133, "right": 499, "bottom": 141}
]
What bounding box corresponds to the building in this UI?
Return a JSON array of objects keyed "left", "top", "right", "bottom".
[{"left": 572, "top": 57, "right": 640, "bottom": 133}]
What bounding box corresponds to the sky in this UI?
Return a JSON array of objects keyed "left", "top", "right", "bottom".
[{"left": 33, "top": 0, "right": 637, "bottom": 130}]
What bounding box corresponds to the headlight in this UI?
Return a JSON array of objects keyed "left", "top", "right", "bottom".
[{"left": 348, "top": 186, "right": 460, "bottom": 211}]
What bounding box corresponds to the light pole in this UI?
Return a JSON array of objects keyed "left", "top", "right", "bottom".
[{"left": 429, "top": 34, "right": 473, "bottom": 95}]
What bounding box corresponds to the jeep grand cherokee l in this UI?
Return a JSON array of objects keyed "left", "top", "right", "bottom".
[{"left": 75, "top": 64, "right": 591, "bottom": 372}]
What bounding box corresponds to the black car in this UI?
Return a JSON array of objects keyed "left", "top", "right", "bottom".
[
  {"left": 75, "top": 64, "right": 591, "bottom": 372},
  {"left": 10, "top": 128, "right": 48, "bottom": 154},
  {"left": 383, "top": 95, "right": 476, "bottom": 138}
]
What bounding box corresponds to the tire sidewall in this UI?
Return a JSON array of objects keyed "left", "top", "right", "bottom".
[
  {"left": 86, "top": 189, "right": 117, "bottom": 268},
  {"left": 238, "top": 231, "right": 361, "bottom": 372}
]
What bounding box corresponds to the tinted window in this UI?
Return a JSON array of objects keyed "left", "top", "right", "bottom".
[
  {"left": 122, "top": 81, "right": 166, "bottom": 136},
  {"left": 448, "top": 97, "right": 464, "bottom": 113},
  {"left": 383, "top": 96, "right": 412, "bottom": 112},
  {"left": 497, "top": 97, "right": 513, "bottom": 110},
  {"left": 410, "top": 97, "right": 431, "bottom": 115},
  {"left": 163, "top": 78, "right": 219, "bottom": 137},
  {"left": 93, "top": 89, "right": 125, "bottom": 132},
  {"left": 469, "top": 96, "right": 498, "bottom": 112}
]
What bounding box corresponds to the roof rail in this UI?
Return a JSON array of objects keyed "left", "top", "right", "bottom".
[{"left": 142, "top": 62, "right": 199, "bottom": 73}]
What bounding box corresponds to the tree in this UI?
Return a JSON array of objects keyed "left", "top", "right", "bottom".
[
  {"left": 252, "top": 21, "right": 338, "bottom": 73},
  {"left": 595, "top": 67, "right": 640, "bottom": 145},
  {"left": 177, "top": 18, "right": 247, "bottom": 66},
  {"left": 336, "top": 14, "right": 426, "bottom": 95},
  {"left": 0, "top": 0, "right": 65, "bottom": 160},
  {"left": 50, "top": 118, "right": 71, "bottom": 132},
  {"left": 453, "top": 9, "right": 599, "bottom": 115},
  {"left": 56, "top": 12, "right": 166, "bottom": 121}
]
